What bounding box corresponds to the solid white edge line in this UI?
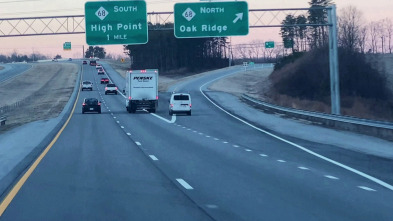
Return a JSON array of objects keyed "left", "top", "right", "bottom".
[
  {"left": 176, "top": 178, "right": 194, "bottom": 190},
  {"left": 199, "top": 72, "right": 393, "bottom": 191},
  {"left": 150, "top": 113, "right": 176, "bottom": 124},
  {"left": 149, "top": 155, "right": 159, "bottom": 161}
]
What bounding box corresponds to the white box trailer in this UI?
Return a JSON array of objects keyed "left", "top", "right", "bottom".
[{"left": 125, "top": 69, "right": 158, "bottom": 113}]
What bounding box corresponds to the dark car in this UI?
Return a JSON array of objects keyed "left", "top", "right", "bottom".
[
  {"left": 83, "top": 60, "right": 87, "bottom": 65},
  {"left": 89, "top": 60, "right": 97, "bottom": 66},
  {"left": 100, "top": 77, "right": 109, "bottom": 84},
  {"left": 82, "top": 98, "right": 101, "bottom": 114}
]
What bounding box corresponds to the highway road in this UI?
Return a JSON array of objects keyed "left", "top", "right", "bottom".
[
  {"left": 1, "top": 63, "right": 393, "bottom": 220},
  {"left": 0, "top": 63, "right": 31, "bottom": 83}
]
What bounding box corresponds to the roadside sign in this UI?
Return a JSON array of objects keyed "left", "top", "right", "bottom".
[
  {"left": 265, "top": 41, "right": 275, "bottom": 49},
  {"left": 85, "top": 1, "right": 148, "bottom": 45},
  {"left": 63, "top": 42, "right": 71, "bottom": 50},
  {"left": 174, "top": 1, "right": 249, "bottom": 38},
  {"left": 121, "top": 58, "right": 125, "bottom": 63}
]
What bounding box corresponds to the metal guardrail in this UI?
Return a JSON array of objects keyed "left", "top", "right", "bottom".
[{"left": 242, "top": 94, "right": 393, "bottom": 141}]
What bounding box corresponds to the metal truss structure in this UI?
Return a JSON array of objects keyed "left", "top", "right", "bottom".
[{"left": 0, "top": 7, "right": 330, "bottom": 37}]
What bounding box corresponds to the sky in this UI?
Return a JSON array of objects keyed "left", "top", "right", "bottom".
[{"left": 0, "top": 0, "right": 392, "bottom": 58}]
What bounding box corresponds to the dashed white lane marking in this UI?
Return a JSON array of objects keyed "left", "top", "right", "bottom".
[
  {"left": 108, "top": 110, "right": 111, "bottom": 112},
  {"left": 120, "top": 126, "right": 124, "bottom": 129},
  {"left": 298, "top": 166, "right": 310, "bottom": 170},
  {"left": 126, "top": 133, "right": 131, "bottom": 136},
  {"left": 200, "top": 78, "right": 393, "bottom": 191},
  {"left": 206, "top": 135, "right": 211, "bottom": 138},
  {"left": 214, "top": 138, "right": 219, "bottom": 141},
  {"left": 116, "top": 121, "right": 120, "bottom": 124},
  {"left": 259, "top": 154, "right": 268, "bottom": 157},
  {"left": 135, "top": 142, "right": 141, "bottom": 146},
  {"left": 111, "top": 113, "right": 113, "bottom": 116},
  {"left": 176, "top": 179, "right": 193, "bottom": 190},
  {"left": 245, "top": 149, "right": 252, "bottom": 152},
  {"left": 223, "top": 141, "right": 228, "bottom": 144},
  {"left": 199, "top": 132, "right": 203, "bottom": 135},
  {"left": 206, "top": 204, "right": 218, "bottom": 209},
  {"left": 324, "top": 175, "right": 339, "bottom": 180},
  {"left": 277, "top": 160, "right": 286, "bottom": 163},
  {"left": 149, "top": 155, "right": 159, "bottom": 161},
  {"left": 113, "top": 116, "right": 116, "bottom": 119},
  {"left": 233, "top": 145, "right": 239, "bottom": 148},
  {"left": 182, "top": 127, "right": 186, "bottom": 129},
  {"left": 187, "top": 129, "right": 191, "bottom": 131},
  {"left": 193, "top": 131, "right": 197, "bottom": 133},
  {"left": 358, "top": 186, "right": 376, "bottom": 192}
]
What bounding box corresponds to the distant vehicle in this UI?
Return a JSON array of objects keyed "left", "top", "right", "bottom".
[
  {"left": 68, "top": 58, "right": 72, "bottom": 61},
  {"left": 52, "top": 59, "right": 58, "bottom": 62},
  {"left": 89, "top": 60, "right": 97, "bottom": 66},
  {"left": 96, "top": 64, "right": 102, "bottom": 69},
  {"left": 83, "top": 60, "right": 87, "bottom": 65},
  {"left": 97, "top": 69, "right": 105, "bottom": 75},
  {"left": 82, "top": 98, "right": 101, "bottom": 114},
  {"left": 100, "top": 77, "right": 109, "bottom": 84},
  {"left": 105, "top": 83, "right": 118, "bottom": 95},
  {"left": 125, "top": 69, "right": 158, "bottom": 113},
  {"left": 81, "top": 81, "right": 93, "bottom": 91},
  {"left": 169, "top": 93, "right": 191, "bottom": 116}
]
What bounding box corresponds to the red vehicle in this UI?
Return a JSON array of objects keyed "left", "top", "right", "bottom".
[{"left": 100, "top": 78, "right": 109, "bottom": 84}]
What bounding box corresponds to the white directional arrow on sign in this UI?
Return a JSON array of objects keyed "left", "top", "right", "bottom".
[{"left": 233, "top": 13, "right": 243, "bottom": 23}]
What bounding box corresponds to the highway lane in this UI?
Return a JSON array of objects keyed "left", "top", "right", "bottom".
[
  {"left": 0, "top": 64, "right": 212, "bottom": 220},
  {"left": 0, "top": 63, "right": 31, "bottom": 83},
  {"left": 2, "top": 63, "right": 393, "bottom": 220},
  {"left": 87, "top": 66, "right": 393, "bottom": 220}
]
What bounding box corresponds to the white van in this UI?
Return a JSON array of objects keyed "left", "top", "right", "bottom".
[{"left": 169, "top": 93, "right": 191, "bottom": 116}]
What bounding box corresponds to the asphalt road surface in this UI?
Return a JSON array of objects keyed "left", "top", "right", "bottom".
[
  {"left": 0, "top": 64, "right": 31, "bottom": 83},
  {"left": 1, "top": 64, "right": 392, "bottom": 220}
]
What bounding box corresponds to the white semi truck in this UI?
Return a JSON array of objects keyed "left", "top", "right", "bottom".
[{"left": 125, "top": 69, "right": 159, "bottom": 113}]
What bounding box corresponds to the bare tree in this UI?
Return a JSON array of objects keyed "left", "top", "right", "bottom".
[
  {"left": 382, "top": 18, "right": 393, "bottom": 54},
  {"left": 234, "top": 45, "right": 248, "bottom": 59},
  {"left": 368, "top": 21, "right": 380, "bottom": 53},
  {"left": 338, "top": 6, "right": 365, "bottom": 53},
  {"left": 359, "top": 26, "right": 368, "bottom": 54}
]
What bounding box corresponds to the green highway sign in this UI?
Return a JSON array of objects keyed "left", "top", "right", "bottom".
[
  {"left": 265, "top": 41, "right": 275, "bottom": 48},
  {"left": 63, "top": 42, "right": 71, "bottom": 50},
  {"left": 85, "top": 1, "right": 148, "bottom": 45},
  {"left": 174, "top": 1, "right": 249, "bottom": 38}
]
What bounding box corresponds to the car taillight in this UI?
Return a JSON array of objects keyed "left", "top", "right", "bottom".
[
  {"left": 115, "top": 87, "right": 118, "bottom": 90},
  {"left": 156, "top": 96, "right": 159, "bottom": 100},
  {"left": 98, "top": 102, "right": 101, "bottom": 106},
  {"left": 129, "top": 96, "right": 132, "bottom": 100},
  {"left": 170, "top": 104, "right": 173, "bottom": 107},
  {"left": 82, "top": 103, "right": 86, "bottom": 106},
  {"left": 105, "top": 87, "right": 108, "bottom": 90},
  {"left": 189, "top": 104, "right": 192, "bottom": 107}
]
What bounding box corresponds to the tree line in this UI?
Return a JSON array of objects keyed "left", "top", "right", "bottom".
[
  {"left": 0, "top": 52, "right": 48, "bottom": 63},
  {"left": 123, "top": 24, "right": 228, "bottom": 74}
]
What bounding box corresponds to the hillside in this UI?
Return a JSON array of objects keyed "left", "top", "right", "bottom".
[{"left": 261, "top": 50, "right": 393, "bottom": 121}]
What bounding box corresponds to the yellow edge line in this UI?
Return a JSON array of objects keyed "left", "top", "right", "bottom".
[{"left": 0, "top": 65, "right": 83, "bottom": 216}]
